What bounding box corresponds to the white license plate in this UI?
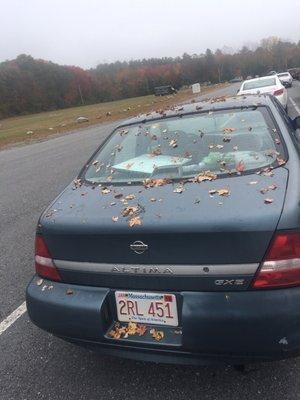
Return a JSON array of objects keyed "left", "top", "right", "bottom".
[{"left": 115, "top": 291, "right": 178, "bottom": 327}]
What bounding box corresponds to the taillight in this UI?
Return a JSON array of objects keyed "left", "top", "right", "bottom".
[
  {"left": 273, "top": 88, "right": 284, "bottom": 96},
  {"left": 252, "top": 231, "right": 300, "bottom": 289},
  {"left": 35, "top": 235, "right": 61, "bottom": 281}
]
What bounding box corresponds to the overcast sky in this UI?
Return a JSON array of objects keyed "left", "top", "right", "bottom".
[{"left": 1, "top": 0, "right": 300, "bottom": 68}]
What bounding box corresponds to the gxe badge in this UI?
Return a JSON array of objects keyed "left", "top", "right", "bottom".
[{"left": 130, "top": 240, "right": 148, "bottom": 254}]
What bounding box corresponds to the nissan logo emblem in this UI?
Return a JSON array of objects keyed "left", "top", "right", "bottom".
[{"left": 130, "top": 241, "right": 148, "bottom": 254}]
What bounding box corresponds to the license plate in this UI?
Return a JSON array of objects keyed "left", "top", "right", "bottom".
[{"left": 115, "top": 291, "right": 178, "bottom": 327}]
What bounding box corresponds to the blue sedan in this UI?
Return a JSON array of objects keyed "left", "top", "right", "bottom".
[{"left": 26, "top": 94, "right": 300, "bottom": 365}]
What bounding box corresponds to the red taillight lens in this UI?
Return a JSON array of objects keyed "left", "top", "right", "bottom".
[
  {"left": 35, "top": 236, "right": 61, "bottom": 281},
  {"left": 273, "top": 88, "right": 284, "bottom": 96},
  {"left": 252, "top": 232, "right": 300, "bottom": 289}
]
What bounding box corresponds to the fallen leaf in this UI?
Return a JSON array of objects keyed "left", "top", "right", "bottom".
[
  {"left": 173, "top": 186, "right": 185, "bottom": 194},
  {"left": 143, "top": 178, "right": 170, "bottom": 188},
  {"left": 114, "top": 193, "right": 123, "bottom": 199},
  {"left": 37, "top": 278, "right": 43, "bottom": 286},
  {"left": 217, "top": 189, "right": 230, "bottom": 196},
  {"left": 122, "top": 206, "right": 138, "bottom": 217},
  {"left": 193, "top": 171, "right": 217, "bottom": 183},
  {"left": 277, "top": 157, "right": 286, "bottom": 166},
  {"left": 127, "top": 322, "right": 137, "bottom": 335},
  {"left": 129, "top": 216, "right": 142, "bottom": 227},
  {"left": 66, "top": 289, "right": 74, "bottom": 295},
  {"left": 125, "top": 194, "right": 136, "bottom": 200},
  {"left": 248, "top": 181, "right": 258, "bottom": 185},
  {"left": 101, "top": 188, "right": 111, "bottom": 194},
  {"left": 136, "top": 324, "right": 147, "bottom": 336},
  {"left": 150, "top": 328, "right": 164, "bottom": 341},
  {"left": 264, "top": 198, "right": 274, "bottom": 204},
  {"left": 236, "top": 160, "right": 245, "bottom": 172},
  {"left": 223, "top": 127, "right": 235, "bottom": 133},
  {"left": 169, "top": 139, "right": 178, "bottom": 148},
  {"left": 112, "top": 216, "right": 119, "bottom": 222}
]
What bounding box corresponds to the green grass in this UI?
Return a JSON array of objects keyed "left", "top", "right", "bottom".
[{"left": 0, "top": 84, "right": 227, "bottom": 149}]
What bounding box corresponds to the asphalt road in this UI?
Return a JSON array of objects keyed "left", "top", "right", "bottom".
[{"left": 1, "top": 82, "right": 300, "bottom": 400}]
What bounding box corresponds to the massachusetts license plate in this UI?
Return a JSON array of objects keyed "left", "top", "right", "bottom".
[{"left": 115, "top": 291, "right": 178, "bottom": 327}]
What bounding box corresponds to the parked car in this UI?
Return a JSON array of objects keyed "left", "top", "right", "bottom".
[
  {"left": 26, "top": 95, "right": 300, "bottom": 365},
  {"left": 277, "top": 72, "right": 293, "bottom": 88},
  {"left": 237, "top": 75, "right": 287, "bottom": 108},
  {"left": 154, "top": 85, "right": 177, "bottom": 96},
  {"left": 288, "top": 68, "right": 300, "bottom": 81},
  {"left": 229, "top": 76, "right": 243, "bottom": 83}
]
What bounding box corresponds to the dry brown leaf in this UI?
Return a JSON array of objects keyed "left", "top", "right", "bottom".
[
  {"left": 264, "top": 198, "right": 274, "bottom": 204},
  {"left": 112, "top": 216, "right": 119, "bottom": 222},
  {"left": 150, "top": 328, "right": 164, "bottom": 341},
  {"left": 122, "top": 206, "right": 138, "bottom": 217},
  {"left": 169, "top": 139, "right": 178, "bottom": 148},
  {"left": 236, "top": 160, "right": 245, "bottom": 172},
  {"left": 193, "top": 171, "right": 217, "bottom": 183},
  {"left": 125, "top": 194, "right": 136, "bottom": 200},
  {"left": 127, "top": 322, "right": 138, "bottom": 335},
  {"left": 129, "top": 216, "right": 142, "bottom": 227},
  {"left": 173, "top": 186, "right": 185, "bottom": 194},
  {"left": 143, "top": 178, "right": 170, "bottom": 188},
  {"left": 223, "top": 127, "right": 235, "bottom": 133},
  {"left": 217, "top": 189, "right": 230, "bottom": 196},
  {"left": 136, "top": 324, "right": 147, "bottom": 336},
  {"left": 101, "top": 188, "right": 111, "bottom": 194},
  {"left": 277, "top": 157, "right": 286, "bottom": 166}
]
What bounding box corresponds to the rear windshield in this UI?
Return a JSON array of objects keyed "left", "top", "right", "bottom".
[
  {"left": 243, "top": 78, "right": 276, "bottom": 90},
  {"left": 277, "top": 73, "right": 289, "bottom": 77},
  {"left": 84, "top": 108, "right": 283, "bottom": 184}
]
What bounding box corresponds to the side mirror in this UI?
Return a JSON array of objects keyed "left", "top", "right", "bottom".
[{"left": 292, "top": 116, "right": 300, "bottom": 130}]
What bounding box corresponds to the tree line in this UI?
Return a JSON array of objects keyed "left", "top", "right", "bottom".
[{"left": 0, "top": 37, "right": 299, "bottom": 119}]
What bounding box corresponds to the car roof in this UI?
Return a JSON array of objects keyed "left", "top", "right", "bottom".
[
  {"left": 119, "top": 94, "right": 275, "bottom": 126},
  {"left": 242, "top": 75, "right": 278, "bottom": 84}
]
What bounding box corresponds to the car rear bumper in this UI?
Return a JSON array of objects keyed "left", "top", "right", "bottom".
[{"left": 26, "top": 276, "right": 300, "bottom": 365}]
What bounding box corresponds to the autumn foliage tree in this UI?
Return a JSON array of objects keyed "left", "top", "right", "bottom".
[{"left": 0, "top": 37, "right": 299, "bottom": 119}]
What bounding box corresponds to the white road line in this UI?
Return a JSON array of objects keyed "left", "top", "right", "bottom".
[
  {"left": 289, "top": 97, "right": 300, "bottom": 115},
  {"left": 0, "top": 301, "right": 27, "bottom": 336}
]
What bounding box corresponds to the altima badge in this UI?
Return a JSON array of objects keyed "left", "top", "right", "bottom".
[{"left": 130, "top": 241, "right": 148, "bottom": 254}]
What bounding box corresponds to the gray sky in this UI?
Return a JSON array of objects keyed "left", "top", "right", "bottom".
[{"left": 1, "top": 0, "right": 300, "bottom": 68}]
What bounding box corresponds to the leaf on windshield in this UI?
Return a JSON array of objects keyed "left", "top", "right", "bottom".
[
  {"left": 129, "top": 216, "right": 142, "bottom": 227},
  {"left": 236, "top": 160, "right": 245, "bottom": 172},
  {"left": 169, "top": 139, "right": 178, "bottom": 148},
  {"left": 223, "top": 127, "right": 235, "bottom": 133},
  {"left": 125, "top": 162, "right": 134, "bottom": 170}
]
